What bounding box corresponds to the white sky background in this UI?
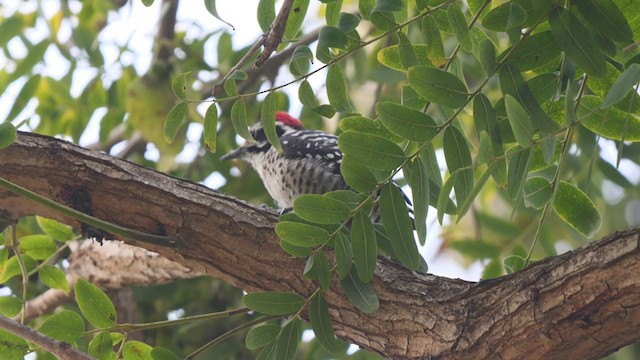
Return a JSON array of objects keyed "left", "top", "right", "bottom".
[{"left": 1, "top": 0, "right": 639, "bottom": 282}]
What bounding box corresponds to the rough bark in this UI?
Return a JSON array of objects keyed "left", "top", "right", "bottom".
[{"left": 1, "top": 132, "right": 638, "bottom": 360}]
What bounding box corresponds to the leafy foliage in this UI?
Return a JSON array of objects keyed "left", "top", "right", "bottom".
[{"left": 0, "top": 0, "right": 639, "bottom": 359}]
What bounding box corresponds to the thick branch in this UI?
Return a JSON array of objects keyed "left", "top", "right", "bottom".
[{"left": 1, "top": 133, "right": 639, "bottom": 359}]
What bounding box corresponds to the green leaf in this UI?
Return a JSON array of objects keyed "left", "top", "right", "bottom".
[
  {"left": 326, "top": 64, "right": 352, "bottom": 112},
  {"left": 447, "top": 3, "right": 472, "bottom": 52},
  {"left": 19, "top": 234, "right": 56, "bottom": 260},
  {"left": 376, "top": 101, "right": 438, "bottom": 142},
  {"left": 171, "top": 72, "right": 187, "bottom": 99},
  {"left": 325, "top": 0, "right": 343, "bottom": 26},
  {"left": 450, "top": 239, "right": 500, "bottom": 259},
  {"left": 0, "top": 255, "right": 36, "bottom": 283},
  {"left": 0, "top": 16, "right": 24, "bottom": 48},
  {"left": 246, "top": 324, "right": 281, "bottom": 350},
  {"left": 311, "top": 252, "right": 332, "bottom": 290},
  {"left": 373, "top": 0, "right": 403, "bottom": 12},
  {"left": 502, "top": 31, "right": 561, "bottom": 71},
  {"left": 338, "top": 131, "right": 406, "bottom": 170},
  {"left": 407, "top": 159, "right": 429, "bottom": 246},
  {"left": 203, "top": 103, "right": 218, "bottom": 152},
  {"left": 575, "top": 0, "right": 633, "bottom": 43},
  {"left": 524, "top": 177, "right": 552, "bottom": 209},
  {"left": 339, "top": 115, "right": 403, "bottom": 143},
  {"left": 231, "top": 99, "right": 255, "bottom": 143},
  {"left": 204, "top": 0, "right": 235, "bottom": 29},
  {"left": 477, "top": 132, "right": 494, "bottom": 164},
  {"left": 89, "top": 332, "right": 115, "bottom": 360},
  {"left": 504, "top": 95, "right": 534, "bottom": 147},
  {"left": 293, "top": 194, "right": 350, "bottom": 225},
  {"left": 298, "top": 80, "right": 320, "bottom": 108},
  {"left": 151, "top": 347, "right": 177, "bottom": 360},
  {"left": 75, "top": 279, "right": 117, "bottom": 328},
  {"left": 312, "top": 104, "right": 337, "bottom": 118},
  {"left": 257, "top": 0, "right": 275, "bottom": 32},
  {"left": 351, "top": 211, "right": 377, "bottom": 283},
  {"left": 164, "top": 102, "right": 187, "bottom": 144},
  {"left": 359, "top": 0, "right": 375, "bottom": 19},
  {"left": 503, "top": 255, "right": 525, "bottom": 274},
  {"left": 340, "top": 156, "right": 378, "bottom": 193},
  {"left": 408, "top": 65, "right": 468, "bottom": 108},
  {"left": 478, "top": 39, "right": 496, "bottom": 76},
  {"left": 549, "top": 7, "right": 606, "bottom": 78},
  {"left": 380, "top": 183, "right": 421, "bottom": 271},
  {"left": 243, "top": 292, "right": 305, "bottom": 315},
  {"left": 317, "top": 26, "right": 348, "bottom": 63},
  {"left": 482, "top": 258, "right": 503, "bottom": 279},
  {"left": 283, "top": 0, "right": 310, "bottom": 40},
  {"left": 602, "top": 63, "right": 640, "bottom": 108},
  {"left": 141, "top": 0, "right": 154, "bottom": 6},
  {"left": 597, "top": 158, "right": 633, "bottom": 188},
  {"left": 340, "top": 268, "right": 379, "bottom": 313},
  {"left": 38, "top": 310, "right": 84, "bottom": 343},
  {"left": 310, "top": 294, "right": 343, "bottom": 354},
  {"left": 279, "top": 240, "right": 312, "bottom": 258},
  {"left": 122, "top": 340, "right": 153, "bottom": 360},
  {"left": 578, "top": 96, "right": 640, "bottom": 141},
  {"left": 0, "top": 123, "right": 17, "bottom": 151},
  {"left": 273, "top": 319, "right": 300, "bottom": 360},
  {"left": 256, "top": 340, "right": 277, "bottom": 360},
  {"left": 334, "top": 233, "right": 353, "bottom": 280},
  {"left": 437, "top": 173, "right": 457, "bottom": 225},
  {"left": 5, "top": 74, "right": 41, "bottom": 123},
  {"left": 457, "top": 164, "right": 493, "bottom": 220},
  {"left": 421, "top": 16, "right": 445, "bottom": 67},
  {"left": 40, "top": 265, "right": 70, "bottom": 294},
  {"left": 0, "top": 296, "right": 22, "bottom": 317},
  {"left": 397, "top": 31, "right": 417, "bottom": 69},
  {"left": 443, "top": 127, "right": 474, "bottom": 209},
  {"left": 338, "top": 12, "right": 361, "bottom": 33},
  {"left": 261, "top": 92, "right": 281, "bottom": 152},
  {"left": 275, "top": 221, "right": 330, "bottom": 247},
  {"left": 482, "top": 2, "right": 526, "bottom": 31},
  {"left": 290, "top": 46, "right": 314, "bottom": 77},
  {"left": 507, "top": 148, "right": 532, "bottom": 200},
  {"left": 36, "top": 216, "right": 74, "bottom": 242},
  {"left": 499, "top": 64, "right": 560, "bottom": 133},
  {"left": 553, "top": 182, "right": 602, "bottom": 237},
  {"left": 0, "top": 329, "right": 29, "bottom": 359}
]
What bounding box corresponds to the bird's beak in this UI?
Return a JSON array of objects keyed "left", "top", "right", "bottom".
[{"left": 220, "top": 147, "right": 246, "bottom": 161}]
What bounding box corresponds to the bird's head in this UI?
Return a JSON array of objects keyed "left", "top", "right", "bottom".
[{"left": 220, "top": 111, "right": 304, "bottom": 161}]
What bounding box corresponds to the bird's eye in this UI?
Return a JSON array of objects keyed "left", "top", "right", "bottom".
[{"left": 252, "top": 129, "right": 267, "bottom": 142}]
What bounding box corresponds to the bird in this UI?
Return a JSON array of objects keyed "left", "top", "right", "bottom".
[{"left": 220, "top": 112, "right": 347, "bottom": 209}]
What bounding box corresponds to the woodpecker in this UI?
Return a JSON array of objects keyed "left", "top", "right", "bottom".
[{"left": 220, "top": 112, "right": 347, "bottom": 209}]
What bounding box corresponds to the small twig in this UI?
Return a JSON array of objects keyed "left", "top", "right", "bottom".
[
  {"left": 254, "top": 0, "right": 295, "bottom": 69},
  {"left": 0, "top": 315, "right": 94, "bottom": 360},
  {"left": 213, "top": 35, "right": 267, "bottom": 95},
  {"left": 8, "top": 225, "right": 29, "bottom": 324}
]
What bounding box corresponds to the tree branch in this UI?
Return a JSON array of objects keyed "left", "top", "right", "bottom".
[
  {"left": 0, "top": 315, "right": 93, "bottom": 360},
  {"left": 1, "top": 132, "right": 639, "bottom": 360}
]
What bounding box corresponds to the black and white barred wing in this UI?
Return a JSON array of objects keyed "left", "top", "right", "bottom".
[{"left": 280, "top": 130, "right": 343, "bottom": 174}]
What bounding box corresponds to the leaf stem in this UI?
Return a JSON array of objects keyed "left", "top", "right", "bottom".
[
  {"left": 84, "top": 307, "right": 252, "bottom": 335},
  {"left": 0, "top": 177, "right": 180, "bottom": 248}
]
